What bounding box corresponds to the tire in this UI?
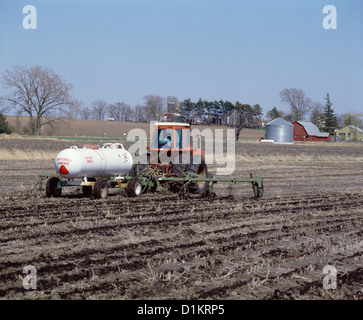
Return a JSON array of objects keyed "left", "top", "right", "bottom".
[
  {"left": 93, "top": 180, "right": 109, "bottom": 199},
  {"left": 46, "top": 177, "right": 62, "bottom": 197},
  {"left": 126, "top": 177, "right": 143, "bottom": 197},
  {"left": 171, "top": 155, "right": 209, "bottom": 194},
  {"left": 187, "top": 157, "right": 209, "bottom": 194},
  {"left": 170, "top": 154, "right": 187, "bottom": 193}
]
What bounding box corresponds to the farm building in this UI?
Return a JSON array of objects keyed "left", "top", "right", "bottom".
[
  {"left": 264, "top": 117, "right": 293, "bottom": 143},
  {"left": 292, "top": 121, "right": 330, "bottom": 142},
  {"left": 252, "top": 117, "right": 265, "bottom": 129},
  {"left": 335, "top": 125, "right": 363, "bottom": 141}
]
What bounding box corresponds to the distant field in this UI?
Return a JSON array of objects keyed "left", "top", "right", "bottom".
[
  {"left": 5, "top": 116, "right": 265, "bottom": 140},
  {"left": 1, "top": 136, "right": 362, "bottom": 162}
]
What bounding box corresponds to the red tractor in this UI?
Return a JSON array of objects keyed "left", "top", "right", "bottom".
[{"left": 129, "top": 122, "right": 210, "bottom": 195}]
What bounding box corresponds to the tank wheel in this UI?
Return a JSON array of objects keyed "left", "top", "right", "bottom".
[
  {"left": 93, "top": 180, "right": 109, "bottom": 199},
  {"left": 126, "top": 177, "right": 143, "bottom": 197},
  {"left": 46, "top": 177, "right": 62, "bottom": 197}
]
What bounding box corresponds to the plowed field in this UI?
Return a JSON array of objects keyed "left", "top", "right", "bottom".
[{"left": 0, "top": 139, "right": 362, "bottom": 300}]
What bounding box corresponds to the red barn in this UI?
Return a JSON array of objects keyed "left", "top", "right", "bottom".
[{"left": 292, "top": 121, "right": 330, "bottom": 142}]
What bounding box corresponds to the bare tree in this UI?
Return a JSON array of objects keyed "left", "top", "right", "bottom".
[
  {"left": 1, "top": 65, "right": 80, "bottom": 135},
  {"left": 143, "top": 95, "right": 165, "bottom": 121},
  {"left": 0, "top": 99, "right": 9, "bottom": 114},
  {"left": 91, "top": 100, "right": 107, "bottom": 120},
  {"left": 234, "top": 102, "right": 253, "bottom": 141},
  {"left": 108, "top": 103, "right": 121, "bottom": 120},
  {"left": 122, "top": 104, "right": 133, "bottom": 121},
  {"left": 133, "top": 105, "right": 147, "bottom": 122},
  {"left": 119, "top": 102, "right": 129, "bottom": 121},
  {"left": 79, "top": 106, "right": 92, "bottom": 120},
  {"left": 279, "top": 88, "right": 312, "bottom": 122},
  {"left": 310, "top": 101, "right": 325, "bottom": 130},
  {"left": 341, "top": 112, "right": 363, "bottom": 128},
  {"left": 108, "top": 102, "right": 133, "bottom": 121}
]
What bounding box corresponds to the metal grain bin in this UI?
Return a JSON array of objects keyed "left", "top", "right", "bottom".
[{"left": 265, "top": 117, "right": 293, "bottom": 143}]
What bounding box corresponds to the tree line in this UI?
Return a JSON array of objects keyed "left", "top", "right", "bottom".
[
  {"left": 0, "top": 65, "right": 264, "bottom": 140},
  {"left": 78, "top": 97, "right": 263, "bottom": 141},
  {"left": 268, "top": 88, "right": 363, "bottom": 136},
  {"left": 0, "top": 65, "right": 362, "bottom": 140}
]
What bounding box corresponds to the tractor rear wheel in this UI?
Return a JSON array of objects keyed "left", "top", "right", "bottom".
[
  {"left": 171, "top": 155, "right": 209, "bottom": 195},
  {"left": 170, "top": 155, "right": 185, "bottom": 193},
  {"left": 128, "top": 154, "right": 150, "bottom": 176},
  {"left": 188, "top": 160, "right": 209, "bottom": 194}
]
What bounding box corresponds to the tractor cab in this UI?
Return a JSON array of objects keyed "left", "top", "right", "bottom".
[
  {"left": 149, "top": 122, "right": 204, "bottom": 165},
  {"left": 129, "top": 122, "right": 208, "bottom": 194}
]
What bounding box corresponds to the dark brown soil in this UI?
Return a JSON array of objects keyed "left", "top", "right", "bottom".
[{"left": 0, "top": 140, "right": 362, "bottom": 300}]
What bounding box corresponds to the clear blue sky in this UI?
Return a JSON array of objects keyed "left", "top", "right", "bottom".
[{"left": 1, "top": 0, "right": 362, "bottom": 117}]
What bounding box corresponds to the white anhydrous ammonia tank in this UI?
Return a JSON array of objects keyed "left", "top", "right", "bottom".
[{"left": 55, "top": 143, "right": 133, "bottom": 179}]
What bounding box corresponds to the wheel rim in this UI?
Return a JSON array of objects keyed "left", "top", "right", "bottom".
[
  {"left": 100, "top": 183, "right": 108, "bottom": 198},
  {"left": 135, "top": 181, "right": 142, "bottom": 196}
]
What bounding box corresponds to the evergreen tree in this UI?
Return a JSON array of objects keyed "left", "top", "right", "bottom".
[
  {"left": 267, "top": 107, "right": 282, "bottom": 120},
  {"left": 323, "top": 93, "right": 338, "bottom": 135},
  {"left": 180, "top": 98, "right": 195, "bottom": 123},
  {"left": 0, "top": 113, "right": 13, "bottom": 134}
]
